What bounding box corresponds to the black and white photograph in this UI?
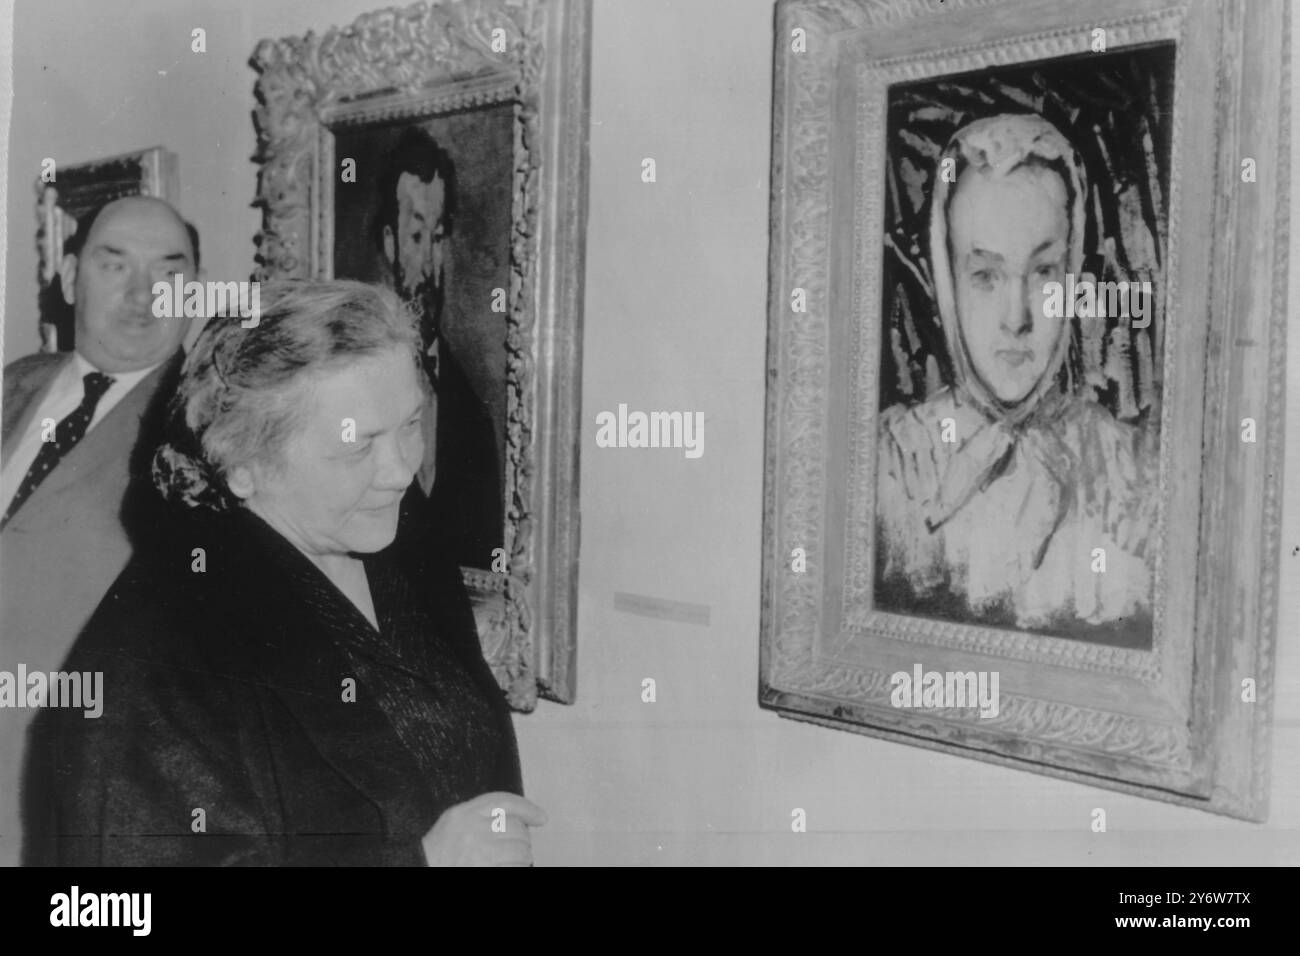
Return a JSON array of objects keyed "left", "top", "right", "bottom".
[{"left": 0, "top": 0, "right": 1296, "bottom": 903}]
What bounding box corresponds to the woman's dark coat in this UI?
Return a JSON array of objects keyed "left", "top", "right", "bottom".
[{"left": 22, "top": 506, "right": 522, "bottom": 866}]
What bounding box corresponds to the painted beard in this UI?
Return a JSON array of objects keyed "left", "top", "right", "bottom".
[{"left": 392, "top": 258, "right": 444, "bottom": 351}]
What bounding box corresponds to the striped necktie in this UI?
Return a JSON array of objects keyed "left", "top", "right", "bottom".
[{"left": 1, "top": 370, "right": 116, "bottom": 529}]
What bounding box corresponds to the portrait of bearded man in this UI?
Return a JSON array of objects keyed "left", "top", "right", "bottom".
[{"left": 373, "top": 126, "right": 504, "bottom": 572}]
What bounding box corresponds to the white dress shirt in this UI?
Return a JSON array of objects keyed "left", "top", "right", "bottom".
[{"left": 0, "top": 352, "right": 160, "bottom": 518}]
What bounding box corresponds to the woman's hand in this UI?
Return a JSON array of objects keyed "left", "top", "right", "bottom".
[{"left": 422, "top": 792, "right": 548, "bottom": 867}]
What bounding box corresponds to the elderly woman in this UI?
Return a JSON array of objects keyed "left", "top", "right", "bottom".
[
  {"left": 875, "top": 114, "right": 1157, "bottom": 646},
  {"left": 23, "top": 279, "right": 544, "bottom": 866}
]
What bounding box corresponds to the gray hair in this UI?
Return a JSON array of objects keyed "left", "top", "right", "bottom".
[{"left": 152, "top": 278, "right": 425, "bottom": 511}]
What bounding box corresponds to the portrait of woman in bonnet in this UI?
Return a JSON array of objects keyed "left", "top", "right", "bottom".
[{"left": 875, "top": 113, "right": 1158, "bottom": 646}]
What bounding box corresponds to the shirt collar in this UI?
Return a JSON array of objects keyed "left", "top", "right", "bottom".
[{"left": 72, "top": 351, "right": 162, "bottom": 392}]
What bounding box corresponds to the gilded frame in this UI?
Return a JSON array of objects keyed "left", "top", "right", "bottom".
[
  {"left": 760, "top": 0, "right": 1288, "bottom": 819},
  {"left": 251, "top": 0, "right": 590, "bottom": 709}
]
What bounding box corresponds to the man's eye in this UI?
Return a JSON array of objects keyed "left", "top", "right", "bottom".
[
  {"left": 402, "top": 418, "right": 422, "bottom": 433},
  {"left": 970, "top": 269, "right": 996, "bottom": 288},
  {"left": 1035, "top": 264, "right": 1058, "bottom": 279},
  {"left": 411, "top": 232, "right": 422, "bottom": 244},
  {"left": 101, "top": 259, "right": 126, "bottom": 273}
]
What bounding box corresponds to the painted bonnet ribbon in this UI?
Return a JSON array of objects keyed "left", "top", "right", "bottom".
[{"left": 922, "top": 114, "right": 1089, "bottom": 571}]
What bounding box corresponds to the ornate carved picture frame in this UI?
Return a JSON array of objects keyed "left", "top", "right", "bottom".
[
  {"left": 760, "top": 0, "right": 1288, "bottom": 819},
  {"left": 35, "top": 146, "right": 179, "bottom": 353},
  {"left": 251, "top": 0, "right": 590, "bottom": 710}
]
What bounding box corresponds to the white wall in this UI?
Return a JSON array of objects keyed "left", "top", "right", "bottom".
[{"left": 4, "top": 0, "right": 1298, "bottom": 864}]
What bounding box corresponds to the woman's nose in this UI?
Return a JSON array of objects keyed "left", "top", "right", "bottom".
[
  {"left": 374, "top": 435, "right": 420, "bottom": 489},
  {"left": 1001, "top": 279, "right": 1034, "bottom": 335}
]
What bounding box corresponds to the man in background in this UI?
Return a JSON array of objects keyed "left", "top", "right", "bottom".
[
  {"left": 375, "top": 126, "right": 502, "bottom": 571},
  {"left": 0, "top": 195, "right": 197, "bottom": 866}
]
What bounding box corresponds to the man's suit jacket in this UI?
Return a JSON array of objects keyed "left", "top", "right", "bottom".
[
  {"left": 22, "top": 506, "right": 522, "bottom": 866},
  {"left": 0, "top": 349, "right": 180, "bottom": 867},
  {"left": 398, "top": 343, "right": 503, "bottom": 571}
]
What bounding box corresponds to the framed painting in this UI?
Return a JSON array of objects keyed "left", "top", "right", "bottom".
[
  {"left": 251, "top": 0, "right": 590, "bottom": 709},
  {"left": 760, "top": 0, "right": 1289, "bottom": 819},
  {"left": 34, "top": 146, "right": 179, "bottom": 353}
]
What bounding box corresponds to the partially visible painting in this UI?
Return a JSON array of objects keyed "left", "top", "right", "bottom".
[
  {"left": 251, "top": 0, "right": 591, "bottom": 709},
  {"left": 329, "top": 111, "right": 514, "bottom": 573}
]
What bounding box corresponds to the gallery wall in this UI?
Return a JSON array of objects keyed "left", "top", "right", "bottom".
[{"left": 4, "top": 0, "right": 1298, "bottom": 864}]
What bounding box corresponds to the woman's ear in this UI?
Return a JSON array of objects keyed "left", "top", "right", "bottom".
[{"left": 225, "top": 463, "right": 256, "bottom": 500}]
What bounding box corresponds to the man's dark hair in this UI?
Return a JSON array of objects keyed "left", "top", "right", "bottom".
[
  {"left": 374, "top": 126, "right": 457, "bottom": 250},
  {"left": 185, "top": 220, "right": 201, "bottom": 272},
  {"left": 62, "top": 200, "right": 201, "bottom": 270}
]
